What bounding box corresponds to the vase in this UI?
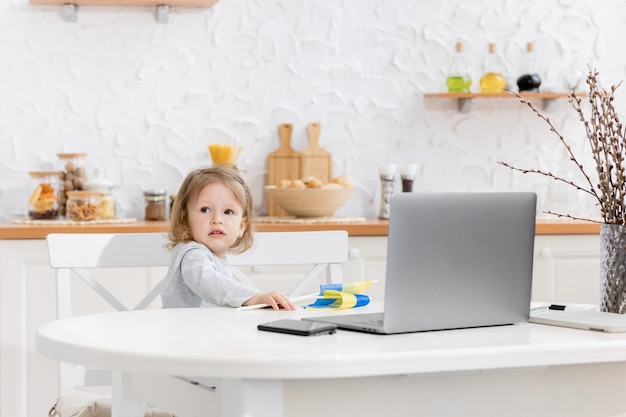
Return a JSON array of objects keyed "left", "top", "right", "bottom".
[{"left": 600, "top": 224, "right": 626, "bottom": 313}]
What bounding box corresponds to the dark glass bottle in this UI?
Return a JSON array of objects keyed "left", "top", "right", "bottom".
[{"left": 517, "top": 42, "right": 542, "bottom": 92}]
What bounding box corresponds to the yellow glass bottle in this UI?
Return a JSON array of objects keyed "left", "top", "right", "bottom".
[{"left": 480, "top": 43, "right": 506, "bottom": 93}]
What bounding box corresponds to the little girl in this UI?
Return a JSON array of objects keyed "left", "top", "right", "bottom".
[{"left": 160, "top": 166, "right": 295, "bottom": 310}]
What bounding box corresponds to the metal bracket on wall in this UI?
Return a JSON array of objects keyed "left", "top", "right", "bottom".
[
  {"left": 155, "top": 4, "right": 170, "bottom": 23},
  {"left": 457, "top": 97, "right": 474, "bottom": 113},
  {"left": 59, "top": 2, "right": 170, "bottom": 22},
  {"left": 62, "top": 3, "right": 77, "bottom": 22}
]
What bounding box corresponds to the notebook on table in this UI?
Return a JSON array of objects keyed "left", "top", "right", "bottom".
[
  {"left": 303, "top": 191, "right": 537, "bottom": 334},
  {"left": 529, "top": 308, "right": 626, "bottom": 333}
]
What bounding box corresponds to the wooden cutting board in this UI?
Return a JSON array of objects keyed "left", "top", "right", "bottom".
[
  {"left": 267, "top": 123, "right": 302, "bottom": 216},
  {"left": 301, "top": 122, "right": 332, "bottom": 183}
]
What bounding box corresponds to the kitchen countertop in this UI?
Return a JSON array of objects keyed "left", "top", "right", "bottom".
[{"left": 0, "top": 218, "right": 602, "bottom": 239}]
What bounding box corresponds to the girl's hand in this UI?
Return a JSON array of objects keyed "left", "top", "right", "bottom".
[{"left": 244, "top": 292, "right": 296, "bottom": 311}]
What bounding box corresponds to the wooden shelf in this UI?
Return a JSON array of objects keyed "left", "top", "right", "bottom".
[
  {"left": 424, "top": 91, "right": 583, "bottom": 113},
  {"left": 29, "top": 0, "right": 218, "bottom": 22},
  {"left": 30, "top": 0, "right": 216, "bottom": 5}
]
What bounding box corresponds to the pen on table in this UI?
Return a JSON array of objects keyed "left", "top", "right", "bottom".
[
  {"left": 530, "top": 303, "right": 597, "bottom": 312},
  {"left": 547, "top": 304, "right": 597, "bottom": 311},
  {"left": 235, "top": 293, "right": 324, "bottom": 311}
]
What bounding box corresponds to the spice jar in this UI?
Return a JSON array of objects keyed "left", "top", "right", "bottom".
[
  {"left": 66, "top": 191, "right": 101, "bottom": 222},
  {"left": 144, "top": 189, "right": 167, "bottom": 221},
  {"left": 400, "top": 163, "right": 417, "bottom": 193},
  {"left": 57, "top": 153, "right": 88, "bottom": 216},
  {"left": 84, "top": 171, "right": 116, "bottom": 220},
  {"left": 28, "top": 171, "right": 61, "bottom": 220},
  {"left": 378, "top": 164, "right": 396, "bottom": 220}
]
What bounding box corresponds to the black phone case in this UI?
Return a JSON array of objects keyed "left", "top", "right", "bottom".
[{"left": 257, "top": 319, "right": 337, "bottom": 336}]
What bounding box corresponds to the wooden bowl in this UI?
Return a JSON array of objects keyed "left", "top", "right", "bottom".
[{"left": 265, "top": 186, "right": 354, "bottom": 217}]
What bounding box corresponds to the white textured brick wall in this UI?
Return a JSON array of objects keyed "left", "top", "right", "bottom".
[{"left": 1, "top": 0, "right": 624, "bottom": 221}]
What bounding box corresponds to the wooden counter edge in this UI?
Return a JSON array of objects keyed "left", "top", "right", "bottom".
[
  {"left": 535, "top": 220, "right": 601, "bottom": 235},
  {"left": 0, "top": 219, "right": 602, "bottom": 239},
  {"left": 0, "top": 221, "right": 170, "bottom": 239},
  {"left": 253, "top": 220, "right": 388, "bottom": 236}
]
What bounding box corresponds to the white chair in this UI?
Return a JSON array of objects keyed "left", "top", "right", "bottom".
[
  {"left": 46, "top": 230, "right": 349, "bottom": 410},
  {"left": 46, "top": 232, "right": 172, "bottom": 395},
  {"left": 228, "top": 230, "right": 348, "bottom": 297}
]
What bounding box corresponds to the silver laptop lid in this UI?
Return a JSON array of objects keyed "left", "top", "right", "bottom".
[{"left": 383, "top": 192, "right": 536, "bottom": 333}]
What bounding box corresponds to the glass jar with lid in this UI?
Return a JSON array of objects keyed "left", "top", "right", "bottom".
[
  {"left": 144, "top": 189, "right": 167, "bottom": 221},
  {"left": 28, "top": 171, "right": 61, "bottom": 220},
  {"left": 84, "top": 170, "right": 116, "bottom": 220},
  {"left": 66, "top": 191, "right": 102, "bottom": 222},
  {"left": 57, "top": 153, "right": 88, "bottom": 216}
]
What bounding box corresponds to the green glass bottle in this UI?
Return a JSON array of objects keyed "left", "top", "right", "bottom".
[{"left": 446, "top": 41, "right": 472, "bottom": 93}]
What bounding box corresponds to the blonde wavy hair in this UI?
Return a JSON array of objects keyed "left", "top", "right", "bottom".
[{"left": 168, "top": 166, "right": 254, "bottom": 254}]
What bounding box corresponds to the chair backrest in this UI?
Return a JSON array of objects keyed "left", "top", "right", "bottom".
[
  {"left": 47, "top": 232, "right": 171, "bottom": 269},
  {"left": 47, "top": 232, "right": 171, "bottom": 316},
  {"left": 228, "top": 230, "right": 349, "bottom": 297}
]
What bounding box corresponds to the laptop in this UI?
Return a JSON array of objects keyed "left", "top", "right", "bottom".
[
  {"left": 304, "top": 192, "right": 537, "bottom": 334},
  {"left": 529, "top": 308, "right": 626, "bottom": 333}
]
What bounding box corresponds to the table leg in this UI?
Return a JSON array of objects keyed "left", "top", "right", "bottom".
[
  {"left": 111, "top": 370, "right": 148, "bottom": 417},
  {"left": 220, "top": 379, "right": 284, "bottom": 417}
]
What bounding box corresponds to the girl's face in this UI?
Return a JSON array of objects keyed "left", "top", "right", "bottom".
[{"left": 187, "top": 182, "right": 247, "bottom": 258}]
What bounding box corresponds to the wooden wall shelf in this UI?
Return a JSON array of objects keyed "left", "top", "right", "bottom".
[
  {"left": 424, "top": 91, "right": 584, "bottom": 113},
  {"left": 29, "top": 0, "right": 218, "bottom": 22}
]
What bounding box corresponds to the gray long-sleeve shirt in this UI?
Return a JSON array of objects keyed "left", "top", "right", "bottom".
[{"left": 160, "top": 241, "right": 259, "bottom": 308}]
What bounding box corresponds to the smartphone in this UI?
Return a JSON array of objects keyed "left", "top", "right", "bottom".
[{"left": 257, "top": 319, "right": 337, "bottom": 336}]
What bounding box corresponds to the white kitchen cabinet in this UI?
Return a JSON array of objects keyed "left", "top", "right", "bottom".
[
  {"left": 0, "top": 233, "right": 603, "bottom": 417},
  {"left": 341, "top": 237, "right": 388, "bottom": 301},
  {"left": 532, "top": 234, "right": 601, "bottom": 304},
  {"left": 344, "top": 235, "right": 603, "bottom": 306},
  {"left": 0, "top": 239, "right": 167, "bottom": 417}
]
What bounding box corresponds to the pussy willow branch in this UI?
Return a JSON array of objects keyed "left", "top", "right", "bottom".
[
  {"left": 515, "top": 94, "right": 599, "bottom": 200},
  {"left": 498, "top": 68, "right": 626, "bottom": 224},
  {"left": 543, "top": 210, "right": 604, "bottom": 223},
  {"left": 496, "top": 162, "right": 601, "bottom": 221},
  {"left": 570, "top": 70, "right": 626, "bottom": 223},
  {"left": 497, "top": 162, "right": 596, "bottom": 197}
]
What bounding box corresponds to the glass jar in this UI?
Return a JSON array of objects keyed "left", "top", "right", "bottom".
[
  {"left": 84, "top": 171, "right": 116, "bottom": 220},
  {"left": 100, "top": 195, "right": 116, "bottom": 220},
  {"left": 144, "top": 189, "right": 167, "bottom": 221},
  {"left": 58, "top": 153, "right": 88, "bottom": 216},
  {"left": 28, "top": 171, "right": 61, "bottom": 220},
  {"left": 66, "top": 191, "right": 102, "bottom": 222}
]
